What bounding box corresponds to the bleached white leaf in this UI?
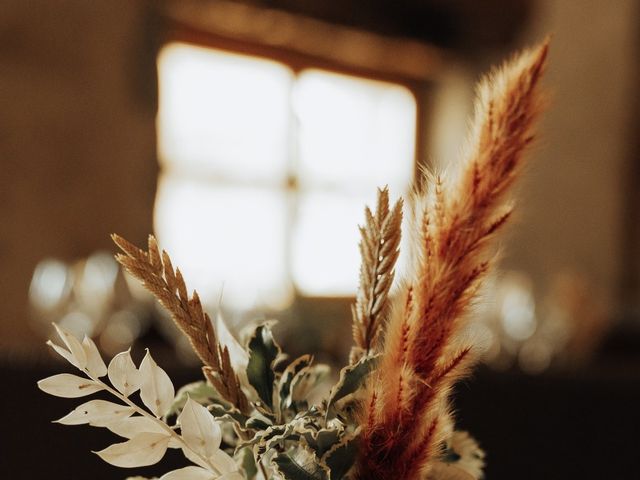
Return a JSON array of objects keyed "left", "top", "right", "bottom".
[
  {"left": 215, "top": 314, "right": 250, "bottom": 390},
  {"left": 218, "top": 472, "right": 244, "bottom": 480},
  {"left": 209, "top": 450, "right": 238, "bottom": 475},
  {"left": 108, "top": 349, "right": 141, "bottom": 397},
  {"left": 139, "top": 350, "right": 175, "bottom": 417},
  {"left": 106, "top": 416, "right": 179, "bottom": 448},
  {"left": 38, "top": 373, "right": 103, "bottom": 398},
  {"left": 178, "top": 398, "right": 221, "bottom": 460},
  {"left": 215, "top": 314, "right": 249, "bottom": 372},
  {"left": 55, "top": 399, "right": 134, "bottom": 426},
  {"left": 94, "top": 432, "right": 170, "bottom": 468},
  {"left": 180, "top": 448, "right": 239, "bottom": 476},
  {"left": 82, "top": 336, "right": 107, "bottom": 378},
  {"left": 46, "top": 340, "right": 77, "bottom": 367},
  {"left": 160, "top": 466, "right": 214, "bottom": 480},
  {"left": 182, "top": 445, "right": 210, "bottom": 470},
  {"left": 106, "top": 415, "right": 164, "bottom": 437},
  {"left": 53, "top": 324, "right": 87, "bottom": 369}
]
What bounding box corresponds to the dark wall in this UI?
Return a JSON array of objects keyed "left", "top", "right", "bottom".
[{"left": 0, "top": 0, "right": 158, "bottom": 351}]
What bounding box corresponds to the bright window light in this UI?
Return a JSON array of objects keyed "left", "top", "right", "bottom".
[
  {"left": 154, "top": 177, "right": 291, "bottom": 309},
  {"left": 155, "top": 42, "right": 417, "bottom": 307},
  {"left": 292, "top": 70, "right": 416, "bottom": 294},
  {"left": 157, "top": 43, "right": 293, "bottom": 183},
  {"left": 292, "top": 191, "right": 376, "bottom": 295},
  {"left": 294, "top": 69, "right": 416, "bottom": 192}
]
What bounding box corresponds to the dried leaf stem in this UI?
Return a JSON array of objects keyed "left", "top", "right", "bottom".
[{"left": 112, "top": 234, "right": 250, "bottom": 414}]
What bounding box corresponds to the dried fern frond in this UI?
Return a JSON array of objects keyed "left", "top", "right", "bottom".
[
  {"left": 351, "top": 187, "right": 403, "bottom": 362},
  {"left": 357, "top": 39, "right": 549, "bottom": 480},
  {"left": 112, "top": 234, "right": 251, "bottom": 414}
]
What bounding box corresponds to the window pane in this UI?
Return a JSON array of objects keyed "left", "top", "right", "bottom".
[
  {"left": 292, "top": 191, "right": 377, "bottom": 295},
  {"left": 294, "top": 69, "right": 416, "bottom": 192},
  {"left": 157, "top": 43, "right": 293, "bottom": 183},
  {"left": 154, "top": 177, "right": 292, "bottom": 310}
]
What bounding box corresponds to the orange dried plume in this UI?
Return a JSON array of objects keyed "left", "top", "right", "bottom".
[{"left": 356, "top": 39, "right": 549, "bottom": 479}]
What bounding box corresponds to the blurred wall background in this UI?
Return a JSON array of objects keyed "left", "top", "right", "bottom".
[
  {"left": 2, "top": 1, "right": 640, "bottom": 479},
  {"left": 2, "top": 0, "right": 638, "bottom": 356},
  {"left": 509, "top": 0, "right": 638, "bottom": 314},
  {"left": 0, "top": 1, "right": 158, "bottom": 353}
]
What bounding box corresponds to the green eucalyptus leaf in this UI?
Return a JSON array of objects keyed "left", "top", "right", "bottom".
[
  {"left": 254, "top": 403, "right": 278, "bottom": 423},
  {"left": 322, "top": 430, "right": 360, "bottom": 480},
  {"left": 303, "top": 428, "right": 342, "bottom": 458},
  {"left": 208, "top": 403, "right": 248, "bottom": 428},
  {"left": 327, "top": 355, "right": 379, "bottom": 416},
  {"left": 279, "top": 355, "right": 313, "bottom": 412},
  {"left": 291, "top": 364, "right": 330, "bottom": 405},
  {"left": 246, "top": 324, "right": 281, "bottom": 410},
  {"left": 165, "top": 381, "right": 219, "bottom": 418},
  {"left": 237, "top": 424, "right": 287, "bottom": 451},
  {"left": 245, "top": 415, "right": 273, "bottom": 431},
  {"left": 272, "top": 448, "right": 329, "bottom": 480},
  {"left": 237, "top": 446, "right": 258, "bottom": 480}
]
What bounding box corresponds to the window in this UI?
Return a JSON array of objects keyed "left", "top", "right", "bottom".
[{"left": 155, "top": 42, "right": 417, "bottom": 311}]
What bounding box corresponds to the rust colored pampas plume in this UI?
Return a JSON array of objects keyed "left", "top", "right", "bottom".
[{"left": 355, "top": 39, "right": 549, "bottom": 479}]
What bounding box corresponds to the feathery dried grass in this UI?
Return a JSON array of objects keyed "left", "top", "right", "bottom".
[
  {"left": 357, "top": 39, "right": 549, "bottom": 479},
  {"left": 112, "top": 234, "right": 250, "bottom": 414},
  {"left": 351, "top": 187, "right": 403, "bottom": 362}
]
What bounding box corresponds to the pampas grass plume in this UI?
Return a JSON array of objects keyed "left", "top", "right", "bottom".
[{"left": 356, "top": 38, "right": 549, "bottom": 480}]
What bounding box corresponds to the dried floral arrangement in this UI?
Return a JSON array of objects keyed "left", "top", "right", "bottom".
[{"left": 38, "top": 40, "right": 548, "bottom": 480}]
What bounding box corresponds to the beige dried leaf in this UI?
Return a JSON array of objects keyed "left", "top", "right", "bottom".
[
  {"left": 82, "top": 335, "right": 107, "bottom": 378},
  {"left": 108, "top": 349, "right": 142, "bottom": 397},
  {"left": 55, "top": 399, "right": 135, "bottom": 426},
  {"left": 37, "top": 373, "right": 104, "bottom": 398},
  {"left": 159, "top": 467, "right": 214, "bottom": 480},
  {"left": 94, "top": 432, "right": 170, "bottom": 468},
  {"left": 52, "top": 324, "right": 87, "bottom": 370},
  {"left": 139, "top": 350, "right": 175, "bottom": 418},
  {"left": 178, "top": 397, "right": 222, "bottom": 461}
]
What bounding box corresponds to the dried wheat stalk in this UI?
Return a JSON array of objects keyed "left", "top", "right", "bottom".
[
  {"left": 351, "top": 187, "right": 403, "bottom": 362},
  {"left": 112, "top": 234, "right": 251, "bottom": 414},
  {"left": 357, "top": 39, "right": 549, "bottom": 480}
]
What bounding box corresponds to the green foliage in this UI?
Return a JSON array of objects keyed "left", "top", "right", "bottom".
[
  {"left": 187, "top": 322, "right": 376, "bottom": 480},
  {"left": 323, "top": 431, "right": 360, "bottom": 480},
  {"left": 327, "top": 355, "right": 379, "bottom": 418},
  {"left": 272, "top": 448, "right": 329, "bottom": 480},
  {"left": 165, "top": 381, "right": 220, "bottom": 418},
  {"left": 279, "top": 354, "right": 313, "bottom": 413},
  {"left": 238, "top": 447, "right": 258, "bottom": 479},
  {"left": 246, "top": 324, "right": 281, "bottom": 409},
  {"left": 165, "top": 323, "right": 378, "bottom": 480}
]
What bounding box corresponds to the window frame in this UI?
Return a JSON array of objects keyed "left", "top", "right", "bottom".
[{"left": 154, "top": 21, "right": 432, "bottom": 322}]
